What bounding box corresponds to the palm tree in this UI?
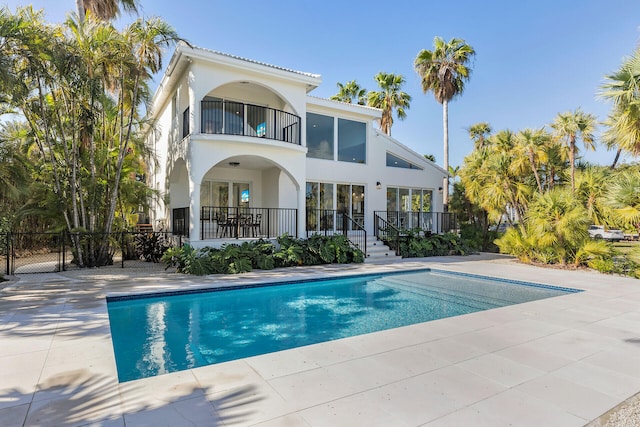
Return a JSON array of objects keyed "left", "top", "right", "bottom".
[
  {"left": 513, "top": 128, "right": 550, "bottom": 193},
  {"left": 330, "top": 80, "right": 367, "bottom": 105},
  {"left": 467, "top": 122, "right": 492, "bottom": 149},
  {"left": 606, "top": 169, "right": 640, "bottom": 232},
  {"left": 600, "top": 48, "right": 640, "bottom": 157},
  {"left": 551, "top": 109, "right": 596, "bottom": 193},
  {"left": 76, "top": 0, "right": 138, "bottom": 23},
  {"left": 366, "top": 72, "right": 411, "bottom": 136},
  {"left": 415, "top": 37, "right": 475, "bottom": 208}
]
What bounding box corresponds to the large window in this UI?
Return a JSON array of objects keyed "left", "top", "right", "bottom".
[
  {"left": 306, "top": 113, "right": 334, "bottom": 160},
  {"left": 386, "top": 187, "right": 433, "bottom": 229},
  {"left": 307, "top": 114, "right": 367, "bottom": 163},
  {"left": 338, "top": 119, "right": 366, "bottom": 163},
  {"left": 386, "top": 152, "right": 423, "bottom": 170}
]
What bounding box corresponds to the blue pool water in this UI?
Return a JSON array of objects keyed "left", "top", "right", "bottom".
[{"left": 107, "top": 269, "right": 579, "bottom": 382}]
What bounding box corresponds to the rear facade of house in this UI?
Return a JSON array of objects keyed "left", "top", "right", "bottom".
[{"left": 146, "top": 43, "right": 452, "bottom": 250}]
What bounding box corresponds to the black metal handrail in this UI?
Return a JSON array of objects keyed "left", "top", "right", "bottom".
[
  {"left": 200, "top": 100, "right": 301, "bottom": 145},
  {"left": 200, "top": 206, "right": 297, "bottom": 240},
  {"left": 373, "top": 213, "right": 404, "bottom": 256},
  {"left": 306, "top": 209, "right": 366, "bottom": 257}
]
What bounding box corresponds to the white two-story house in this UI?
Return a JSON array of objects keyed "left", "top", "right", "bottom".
[{"left": 146, "top": 43, "right": 453, "bottom": 252}]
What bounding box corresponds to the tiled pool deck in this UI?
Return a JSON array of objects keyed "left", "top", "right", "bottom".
[{"left": 1, "top": 254, "right": 640, "bottom": 426}]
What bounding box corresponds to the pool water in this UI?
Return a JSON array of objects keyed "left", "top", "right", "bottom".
[{"left": 107, "top": 269, "right": 579, "bottom": 382}]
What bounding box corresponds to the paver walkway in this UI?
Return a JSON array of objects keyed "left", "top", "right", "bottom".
[{"left": 1, "top": 254, "right": 639, "bottom": 426}]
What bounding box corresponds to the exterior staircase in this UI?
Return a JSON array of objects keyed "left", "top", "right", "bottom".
[{"left": 363, "top": 238, "right": 402, "bottom": 263}]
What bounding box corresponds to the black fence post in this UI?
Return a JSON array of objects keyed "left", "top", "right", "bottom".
[
  {"left": 62, "top": 231, "right": 66, "bottom": 271},
  {"left": 4, "top": 233, "right": 9, "bottom": 275},
  {"left": 121, "top": 232, "right": 125, "bottom": 268}
]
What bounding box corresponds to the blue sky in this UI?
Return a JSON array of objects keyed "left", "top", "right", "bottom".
[{"left": 4, "top": 0, "right": 640, "bottom": 168}]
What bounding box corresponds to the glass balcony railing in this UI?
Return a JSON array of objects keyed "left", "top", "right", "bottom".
[{"left": 200, "top": 100, "right": 301, "bottom": 145}]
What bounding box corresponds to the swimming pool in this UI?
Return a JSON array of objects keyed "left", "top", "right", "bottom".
[{"left": 107, "top": 269, "right": 579, "bottom": 382}]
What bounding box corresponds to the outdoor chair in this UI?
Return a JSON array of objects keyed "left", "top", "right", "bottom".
[
  {"left": 249, "top": 214, "right": 262, "bottom": 237},
  {"left": 218, "top": 213, "right": 237, "bottom": 238}
]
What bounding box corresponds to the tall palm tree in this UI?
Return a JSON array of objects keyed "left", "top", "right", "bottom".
[
  {"left": 330, "top": 80, "right": 367, "bottom": 105},
  {"left": 415, "top": 37, "right": 475, "bottom": 208},
  {"left": 366, "top": 72, "right": 411, "bottom": 136},
  {"left": 76, "top": 0, "right": 138, "bottom": 23},
  {"left": 551, "top": 109, "right": 596, "bottom": 193}
]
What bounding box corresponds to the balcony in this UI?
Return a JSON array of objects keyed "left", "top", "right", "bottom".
[{"left": 201, "top": 100, "right": 301, "bottom": 145}]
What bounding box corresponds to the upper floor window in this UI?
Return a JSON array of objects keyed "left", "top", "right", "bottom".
[
  {"left": 182, "top": 107, "right": 190, "bottom": 138},
  {"left": 338, "top": 118, "right": 366, "bottom": 163},
  {"left": 307, "top": 113, "right": 367, "bottom": 163},
  {"left": 386, "top": 152, "right": 423, "bottom": 170},
  {"left": 306, "top": 113, "right": 334, "bottom": 160}
]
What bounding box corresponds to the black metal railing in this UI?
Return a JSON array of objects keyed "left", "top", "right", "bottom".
[
  {"left": 200, "top": 100, "right": 301, "bottom": 145},
  {"left": 373, "top": 210, "right": 458, "bottom": 234},
  {"left": 306, "top": 209, "right": 367, "bottom": 257},
  {"left": 200, "top": 206, "right": 297, "bottom": 240}
]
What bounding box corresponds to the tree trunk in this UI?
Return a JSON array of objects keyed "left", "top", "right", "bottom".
[
  {"left": 610, "top": 148, "right": 621, "bottom": 169},
  {"left": 75, "top": 0, "right": 85, "bottom": 22},
  {"left": 570, "top": 138, "right": 576, "bottom": 193},
  {"left": 528, "top": 150, "right": 543, "bottom": 193},
  {"left": 442, "top": 99, "right": 449, "bottom": 210}
]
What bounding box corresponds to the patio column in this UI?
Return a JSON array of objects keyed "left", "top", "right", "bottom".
[{"left": 297, "top": 186, "right": 306, "bottom": 238}]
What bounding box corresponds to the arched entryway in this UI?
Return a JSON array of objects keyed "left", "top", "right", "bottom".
[{"left": 198, "top": 155, "right": 301, "bottom": 240}]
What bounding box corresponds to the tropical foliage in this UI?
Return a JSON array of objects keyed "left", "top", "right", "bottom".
[
  {"left": 330, "top": 80, "right": 367, "bottom": 105},
  {"left": 162, "top": 235, "right": 365, "bottom": 275},
  {"left": 0, "top": 6, "right": 180, "bottom": 266}
]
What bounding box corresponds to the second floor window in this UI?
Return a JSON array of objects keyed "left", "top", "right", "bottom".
[{"left": 182, "top": 107, "right": 190, "bottom": 138}]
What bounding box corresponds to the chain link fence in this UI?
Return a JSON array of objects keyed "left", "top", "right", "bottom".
[{"left": 1, "top": 231, "right": 182, "bottom": 275}]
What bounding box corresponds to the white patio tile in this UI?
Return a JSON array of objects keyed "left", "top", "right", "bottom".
[
  {"left": 494, "top": 342, "right": 573, "bottom": 372},
  {"left": 0, "top": 403, "right": 30, "bottom": 427},
  {"left": 191, "top": 359, "right": 265, "bottom": 394},
  {"left": 425, "top": 388, "right": 586, "bottom": 427},
  {"left": 581, "top": 347, "right": 640, "bottom": 379},
  {"left": 457, "top": 353, "right": 545, "bottom": 387},
  {"left": 514, "top": 373, "right": 621, "bottom": 421},
  {"left": 296, "top": 337, "right": 368, "bottom": 366},
  {"left": 299, "top": 389, "right": 407, "bottom": 427},
  {"left": 552, "top": 361, "right": 640, "bottom": 401},
  {"left": 413, "top": 335, "right": 486, "bottom": 363},
  {"left": 267, "top": 366, "right": 361, "bottom": 409},
  {"left": 118, "top": 370, "right": 206, "bottom": 413},
  {"left": 368, "top": 344, "right": 450, "bottom": 376},
  {"left": 527, "top": 329, "right": 618, "bottom": 361},
  {"left": 209, "top": 380, "right": 298, "bottom": 425},
  {"left": 253, "top": 413, "right": 312, "bottom": 427},
  {"left": 123, "top": 395, "right": 219, "bottom": 427},
  {"left": 246, "top": 347, "right": 321, "bottom": 380}
]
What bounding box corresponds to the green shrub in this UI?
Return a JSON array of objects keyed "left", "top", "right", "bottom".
[
  {"left": 390, "top": 232, "right": 471, "bottom": 258},
  {"left": 162, "top": 234, "right": 364, "bottom": 275},
  {"left": 135, "top": 233, "right": 172, "bottom": 263}
]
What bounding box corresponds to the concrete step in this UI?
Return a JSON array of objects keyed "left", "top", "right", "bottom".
[{"left": 363, "top": 239, "right": 403, "bottom": 263}]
